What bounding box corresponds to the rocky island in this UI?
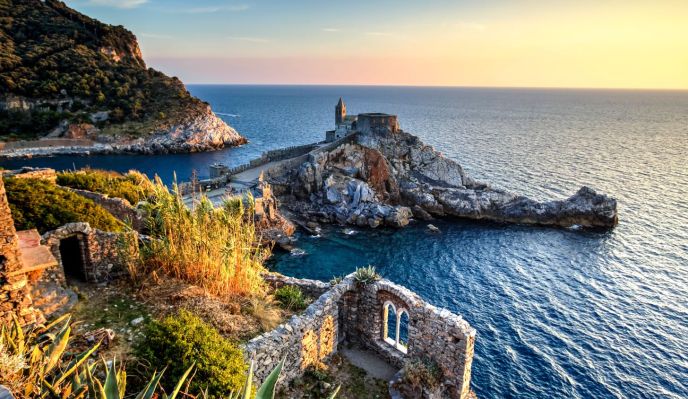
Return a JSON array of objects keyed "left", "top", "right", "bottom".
[
  {"left": 0, "top": 0, "right": 245, "bottom": 158},
  {"left": 209, "top": 98, "right": 618, "bottom": 230}
]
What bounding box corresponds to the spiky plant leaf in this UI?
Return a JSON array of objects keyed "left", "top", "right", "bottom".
[{"left": 255, "top": 358, "right": 284, "bottom": 399}]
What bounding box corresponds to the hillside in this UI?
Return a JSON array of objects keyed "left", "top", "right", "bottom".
[{"left": 0, "top": 0, "right": 245, "bottom": 155}]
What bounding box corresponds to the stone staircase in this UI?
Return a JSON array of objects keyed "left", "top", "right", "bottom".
[{"left": 31, "top": 280, "right": 78, "bottom": 320}]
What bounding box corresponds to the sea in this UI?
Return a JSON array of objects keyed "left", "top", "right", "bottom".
[{"left": 2, "top": 86, "right": 687, "bottom": 399}]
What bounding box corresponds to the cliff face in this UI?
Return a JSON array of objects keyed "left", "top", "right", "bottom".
[
  {"left": 285, "top": 129, "right": 618, "bottom": 229},
  {"left": 0, "top": 0, "right": 245, "bottom": 155}
]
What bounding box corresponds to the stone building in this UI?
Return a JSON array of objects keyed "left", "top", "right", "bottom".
[
  {"left": 248, "top": 273, "right": 476, "bottom": 399},
  {"left": 326, "top": 98, "right": 398, "bottom": 142},
  {"left": 0, "top": 178, "right": 53, "bottom": 325}
]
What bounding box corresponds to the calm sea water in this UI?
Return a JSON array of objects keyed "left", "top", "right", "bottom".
[{"left": 3, "top": 86, "right": 687, "bottom": 399}]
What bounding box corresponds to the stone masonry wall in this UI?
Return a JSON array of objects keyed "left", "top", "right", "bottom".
[
  {"left": 245, "top": 273, "right": 475, "bottom": 398},
  {"left": 42, "top": 223, "right": 138, "bottom": 283},
  {"left": 0, "top": 178, "right": 42, "bottom": 325},
  {"left": 65, "top": 187, "right": 144, "bottom": 231}
]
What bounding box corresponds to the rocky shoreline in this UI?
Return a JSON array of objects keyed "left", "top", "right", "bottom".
[
  {"left": 274, "top": 128, "right": 618, "bottom": 230},
  {"left": 0, "top": 106, "right": 246, "bottom": 159}
]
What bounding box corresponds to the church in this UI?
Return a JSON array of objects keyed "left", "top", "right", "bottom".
[{"left": 325, "top": 98, "right": 399, "bottom": 142}]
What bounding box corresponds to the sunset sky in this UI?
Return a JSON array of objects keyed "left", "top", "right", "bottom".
[{"left": 67, "top": 0, "right": 688, "bottom": 89}]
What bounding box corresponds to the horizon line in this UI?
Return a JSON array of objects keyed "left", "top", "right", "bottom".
[{"left": 183, "top": 82, "right": 688, "bottom": 91}]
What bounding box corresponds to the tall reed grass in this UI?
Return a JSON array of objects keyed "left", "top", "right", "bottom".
[{"left": 137, "top": 177, "right": 269, "bottom": 296}]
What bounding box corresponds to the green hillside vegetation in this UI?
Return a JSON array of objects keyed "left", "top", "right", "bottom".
[
  {"left": 3, "top": 176, "right": 123, "bottom": 233},
  {"left": 57, "top": 168, "right": 154, "bottom": 204},
  {"left": 0, "top": 0, "right": 207, "bottom": 139}
]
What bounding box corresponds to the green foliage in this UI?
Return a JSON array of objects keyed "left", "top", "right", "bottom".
[
  {"left": 274, "top": 285, "right": 309, "bottom": 311},
  {"left": 329, "top": 276, "right": 343, "bottom": 286},
  {"left": 353, "top": 265, "right": 381, "bottom": 284},
  {"left": 3, "top": 177, "right": 123, "bottom": 233},
  {"left": 135, "top": 310, "right": 248, "bottom": 398},
  {"left": 1, "top": 313, "right": 316, "bottom": 399},
  {"left": 0, "top": 0, "right": 207, "bottom": 139},
  {"left": 57, "top": 168, "right": 153, "bottom": 204}
]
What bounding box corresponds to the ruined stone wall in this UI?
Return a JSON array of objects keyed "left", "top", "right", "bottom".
[
  {"left": 347, "top": 280, "right": 476, "bottom": 399},
  {"left": 245, "top": 274, "right": 475, "bottom": 398},
  {"left": 263, "top": 273, "right": 330, "bottom": 299},
  {"left": 0, "top": 178, "right": 42, "bottom": 325},
  {"left": 42, "top": 223, "right": 138, "bottom": 283},
  {"left": 243, "top": 279, "right": 353, "bottom": 383},
  {"left": 65, "top": 187, "right": 144, "bottom": 231},
  {"left": 0, "top": 167, "right": 57, "bottom": 183}
]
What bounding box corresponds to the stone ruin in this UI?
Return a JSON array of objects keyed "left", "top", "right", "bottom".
[
  {"left": 0, "top": 173, "right": 139, "bottom": 323},
  {"left": 248, "top": 274, "right": 476, "bottom": 399},
  {"left": 0, "top": 178, "right": 49, "bottom": 325}
]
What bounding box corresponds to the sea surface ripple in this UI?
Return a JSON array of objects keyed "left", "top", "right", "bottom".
[{"left": 3, "top": 86, "right": 687, "bottom": 399}]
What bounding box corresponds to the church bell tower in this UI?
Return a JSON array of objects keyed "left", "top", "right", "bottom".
[{"left": 335, "top": 97, "right": 346, "bottom": 125}]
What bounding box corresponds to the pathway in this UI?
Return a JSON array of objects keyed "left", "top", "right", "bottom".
[{"left": 340, "top": 347, "right": 398, "bottom": 381}]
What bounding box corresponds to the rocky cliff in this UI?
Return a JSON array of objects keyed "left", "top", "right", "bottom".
[
  {"left": 0, "top": 0, "right": 245, "bottom": 156},
  {"left": 282, "top": 129, "right": 618, "bottom": 229}
]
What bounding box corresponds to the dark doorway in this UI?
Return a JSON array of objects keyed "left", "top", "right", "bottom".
[{"left": 59, "top": 236, "right": 86, "bottom": 281}]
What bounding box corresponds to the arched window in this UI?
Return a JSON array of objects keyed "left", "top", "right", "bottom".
[
  {"left": 398, "top": 310, "right": 409, "bottom": 353},
  {"left": 382, "top": 301, "right": 409, "bottom": 354},
  {"left": 383, "top": 302, "right": 397, "bottom": 345}
]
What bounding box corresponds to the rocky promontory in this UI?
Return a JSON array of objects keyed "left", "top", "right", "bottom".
[
  {"left": 279, "top": 129, "right": 618, "bottom": 229},
  {"left": 0, "top": 0, "right": 245, "bottom": 158},
  {"left": 0, "top": 105, "right": 245, "bottom": 158}
]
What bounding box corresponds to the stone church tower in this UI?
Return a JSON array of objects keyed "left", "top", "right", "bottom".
[{"left": 335, "top": 97, "right": 346, "bottom": 125}]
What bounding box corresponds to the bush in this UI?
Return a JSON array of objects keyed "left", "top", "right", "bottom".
[
  {"left": 274, "top": 285, "right": 309, "bottom": 311},
  {"left": 57, "top": 168, "right": 153, "bottom": 204},
  {"left": 353, "top": 265, "right": 381, "bottom": 284},
  {"left": 3, "top": 177, "right": 123, "bottom": 233},
  {"left": 403, "top": 358, "right": 442, "bottom": 390},
  {"left": 136, "top": 310, "right": 247, "bottom": 398},
  {"left": 138, "top": 177, "right": 269, "bottom": 296}
]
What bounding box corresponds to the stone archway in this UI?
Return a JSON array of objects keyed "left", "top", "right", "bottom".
[
  {"left": 43, "top": 223, "right": 94, "bottom": 283},
  {"left": 58, "top": 234, "right": 87, "bottom": 281}
]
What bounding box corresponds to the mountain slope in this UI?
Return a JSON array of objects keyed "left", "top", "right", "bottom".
[{"left": 0, "top": 0, "right": 245, "bottom": 155}]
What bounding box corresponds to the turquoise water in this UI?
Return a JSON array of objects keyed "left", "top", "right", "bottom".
[{"left": 3, "top": 86, "right": 687, "bottom": 399}]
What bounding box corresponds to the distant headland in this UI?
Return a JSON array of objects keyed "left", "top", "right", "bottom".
[{"left": 0, "top": 0, "right": 245, "bottom": 158}]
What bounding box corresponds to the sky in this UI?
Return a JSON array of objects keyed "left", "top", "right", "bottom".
[{"left": 66, "top": 0, "right": 688, "bottom": 89}]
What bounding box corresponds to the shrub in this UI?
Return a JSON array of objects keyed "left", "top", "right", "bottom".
[
  {"left": 353, "top": 265, "right": 381, "bottom": 284},
  {"left": 3, "top": 177, "right": 123, "bottom": 233},
  {"left": 137, "top": 177, "right": 269, "bottom": 296},
  {"left": 403, "top": 358, "right": 442, "bottom": 391},
  {"left": 274, "top": 285, "right": 309, "bottom": 311},
  {"left": 136, "top": 310, "right": 247, "bottom": 398},
  {"left": 57, "top": 168, "right": 154, "bottom": 204},
  {"left": 1, "top": 313, "right": 312, "bottom": 399}
]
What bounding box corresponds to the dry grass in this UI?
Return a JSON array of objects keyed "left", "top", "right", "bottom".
[
  {"left": 136, "top": 176, "right": 270, "bottom": 297},
  {"left": 247, "top": 294, "right": 283, "bottom": 332}
]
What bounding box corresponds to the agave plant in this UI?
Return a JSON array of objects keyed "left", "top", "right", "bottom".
[
  {"left": 353, "top": 265, "right": 381, "bottom": 285},
  {"left": 1, "top": 314, "right": 339, "bottom": 399}
]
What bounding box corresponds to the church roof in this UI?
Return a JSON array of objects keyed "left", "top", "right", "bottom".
[{"left": 337, "top": 97, "right": 345, "bottom": 107}]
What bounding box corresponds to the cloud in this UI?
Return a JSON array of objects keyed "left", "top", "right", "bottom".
[
  {"left": 323, "top": 28, "right": 341, "bottom": 32},
  {"left": 139, "top": 33, "right": 173, "bottom": 39},
  {"left": 173, "top": 5, "right": 249, "bottom": 14},
  {"left": 227, "top": 36, "right": 270, "bottom": 43},
  {"left": 88, "top": 0, "right": 147, "bottom": 8}
]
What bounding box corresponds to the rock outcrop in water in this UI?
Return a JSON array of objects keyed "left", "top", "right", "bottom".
[{"left": 281, "top": 128, "right": 618, "bottom": 229}]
